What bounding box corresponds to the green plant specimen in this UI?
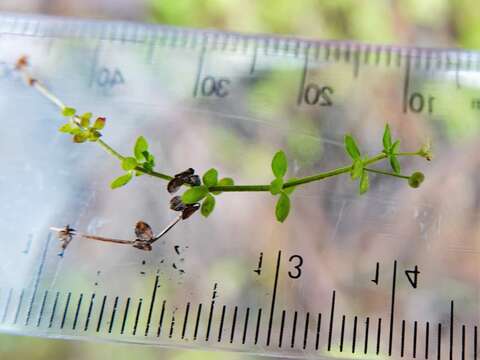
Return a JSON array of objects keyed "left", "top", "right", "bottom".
[{"left": 14, "top": 56, "right": 431, "bottom": 253}]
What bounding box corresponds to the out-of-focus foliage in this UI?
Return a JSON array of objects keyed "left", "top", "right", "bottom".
[{"left": 148, "top": 0, "right": 480, "bottom": 49}]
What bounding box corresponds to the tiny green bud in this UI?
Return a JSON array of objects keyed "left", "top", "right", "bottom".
[
  {"left": 80, "top": 112, "right": 92, "bottom": 128},
  {"left": 73, "top": 133, "right": 88, "bottom": 143},
  {"left": 419, "top": 141, "right": 432, "bottom": 161},
  {"left": 408, "top": 172, "right": 425, "bottom": 188},
  {"left": 93, "top": 117, "right": 106, "bottom": 130}
]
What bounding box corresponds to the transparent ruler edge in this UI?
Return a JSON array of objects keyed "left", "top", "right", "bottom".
[
  {"left": 1, "top": 12, "right": 480, "bottom": 72},
  {"left": 0, "top": 13, "right": 478, "bottom": 360}
]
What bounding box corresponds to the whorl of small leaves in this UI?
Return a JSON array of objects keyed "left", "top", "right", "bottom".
[
  {"left": 58, "top": 108, "right": 104, "bottom": 143},
  {"left": 270, "top": 150, "right": 294, "bottom": 222},
  {"left": 344, "top": 135, "right": 370, "bottom": 195}
]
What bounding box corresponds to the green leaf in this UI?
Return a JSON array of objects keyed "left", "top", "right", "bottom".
[
  {"left": 212, "top": 177, "right": 234, "bottom": 195},
  {"left": 344, "top": 134, "right": 361, "bottom": 160},
  {"left": 382, "top": 124, "right": 392, "bottom": 150},
  {"left": 80, "top": 112, "right": 92, "bottom": 128},
  {"left": 122, "top": 157, "right": 138, "bottom": 171},
  {"left": 142, "top": 151, "right": 155, "bottom": 169},
  {"left": 62, "top": 107, "right": 76, "bottom": 117},
  {"left": 93, "top": 117, "right": 106, "bottom": 130},
  {"left": 283, "top": 177, "right": 298, "bottom": 195},
  {"left": 389, "top": 155, "right": 401, "bottom": 174},
  {"left": 391, "top": 140, "right": 400, "bottom": 153},
  {"left": 351, "top": 159, "right": 363, "bottom": 180},
  {"left": 218, "top": 177, "right": 234, "bottom": 186},
  {"left": 201, "top": 194, "right": 216, "bottom": 217},
  {"left": 181, "top": 185, "right": 209, "bottom": 204},
  {"left": 134, "top": 136, "right": 149, "bottom": 162},
  {"left": 202, "top": 168, "right": 218, "bottom": 187},
  {"left": 73, "top": 133, "right": 88, "bottom": 143},
  {"left": 275, "top": 192, "right": 290, "bottom": 223},
  {"left": 70, "top": 127, "right": 83, "bottom": 135},
  {"left": 270, "top": 177, "right": 284, "bottom": 195},
  {"left": 110, "top": 172, "right": 133, "bottom": 189},
  {"left": 271, "top": 150, "right": 288, "bottom": 178},
  {"left": 359, "top": 170, "right": 369, "bottom": 195},
  {"left": 58, "top": 123, "right": 75, "bottom": 133}
]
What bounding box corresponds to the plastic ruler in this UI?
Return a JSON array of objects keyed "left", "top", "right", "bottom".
[{"left": 0, "top": 13, "right": 479, "bottom": 360}]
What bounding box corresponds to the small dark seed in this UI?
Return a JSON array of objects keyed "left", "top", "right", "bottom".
[
  {"left": 134, "top": 221, "right": 154, "bottom": 241},
  {"left": 132, "top": 240, "right": 153, "bottom": 251},
  {"left": 167, "top": 177, "right": 184, "bottom": 194},
  {"left": 186, "top": 175, "right": 201, "bottom": 186},
  {"left": 182, "top": 203, "right": 200, "bottom": 219},
  {"left": 174, "top": 168, "right": 194, "bottom": 178},
  {"left": 170, "top": 196, "right": 187, "bottom": 211}
]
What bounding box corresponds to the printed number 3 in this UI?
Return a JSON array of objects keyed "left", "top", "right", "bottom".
[{"left": 288, "top": 255, "right": 303, "bottom": 279}]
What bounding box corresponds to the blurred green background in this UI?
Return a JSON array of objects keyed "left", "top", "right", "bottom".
[{"left": 0, "top": 1, "right": 479, "bottom": 359}]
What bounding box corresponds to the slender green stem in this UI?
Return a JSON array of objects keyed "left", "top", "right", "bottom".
[
  {"left": 364, "top": 167, "right": 410, "bottom": 180},
  {"left": 209, "top": 184, "right": 271, "bottom": 192},
  {"left": 208, "top": 153, "right": 389, "bottom": 192},
  {"left": 395, "top": 151, "right": 420, "bottom": 157},
  {"left": 18, "top": 61, "right": 424, "bottom": 196},
  {"left": 20, "top": 65, "right": 174, "bottom": 181},
  {"left": 139, "top": 168, "right": 173, "bottom": 181},
  {"left": 97, "top": 139, "right": 124, "bottom": 161},
  {"left": 283, "top": 153, "right": 387, "bottom": 188}
]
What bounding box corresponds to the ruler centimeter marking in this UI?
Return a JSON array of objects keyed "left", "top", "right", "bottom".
[{"left": 388, "top": 260, "right": 397, "bottom": 356}]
